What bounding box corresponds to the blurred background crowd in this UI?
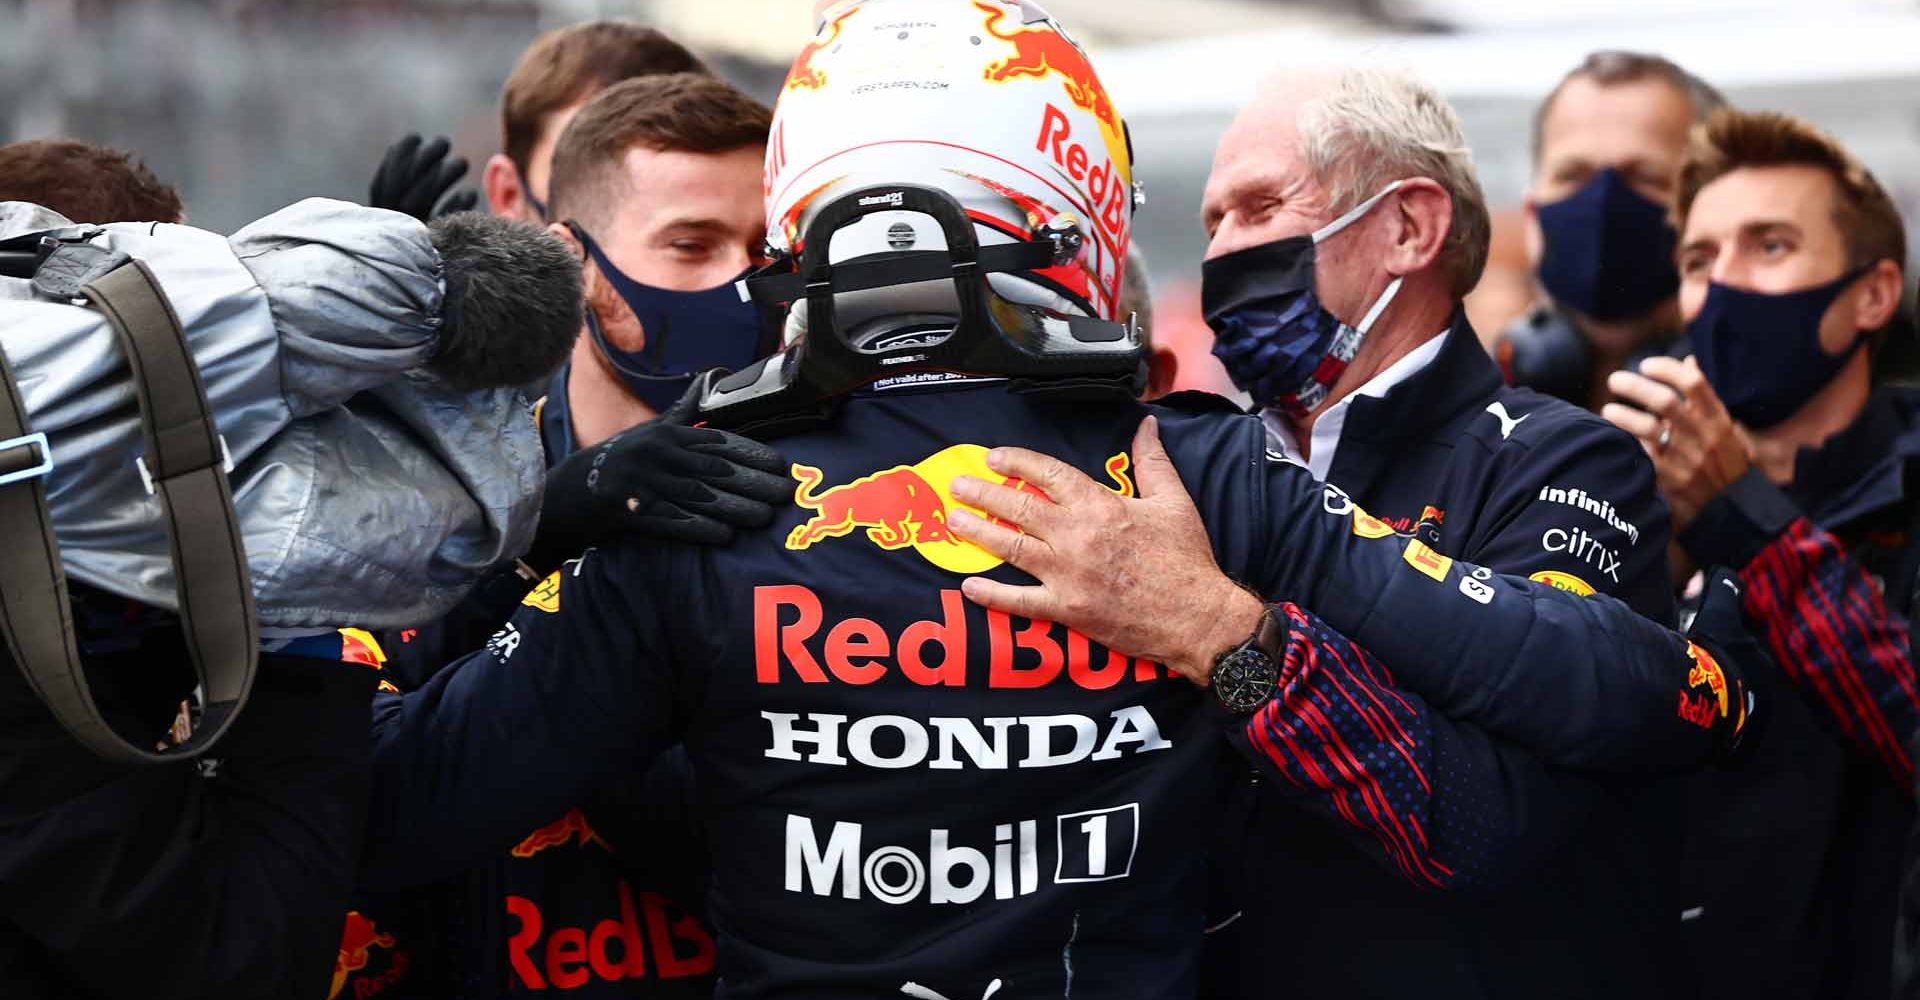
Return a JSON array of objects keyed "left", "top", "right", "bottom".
[{"left": 14, "top": 0, "right": 1920, "bottom": 394}]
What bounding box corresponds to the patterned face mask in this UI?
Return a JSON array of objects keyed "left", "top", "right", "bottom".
[{"left": 1202, "top": 181, "right": 1404, "bottom": 418}]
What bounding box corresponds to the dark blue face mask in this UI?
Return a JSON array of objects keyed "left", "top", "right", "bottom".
[
  {"left": 1687, "top": 265, "right": 1871, "bottom": 429},
  {"left": 568, "top": 222, "right": 772, "bottom": 413},
  {"left": 1535, "top": 168, "right": 1679, "bottom": 322}
]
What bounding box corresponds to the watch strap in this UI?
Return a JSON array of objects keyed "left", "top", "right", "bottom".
[{"left": 1249, "top": 605, "right": 1286, "bottom": 662}]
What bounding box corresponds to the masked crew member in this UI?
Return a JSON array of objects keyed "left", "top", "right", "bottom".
[
  {"left": 342, "top": 73, "right": 789, "bottom": 1000},
  {"left": 1604, "top": 108, "right": 1918, "bottom": 1000},
  {"left": 950, "top": 65, "right": 1736, "bottom": 999},
  {"left": 1495, "top": 51, "right": 1723, "bottom": 412},
  {"left": 359, "top": 5, "right": 1756, "bottom": 997}
]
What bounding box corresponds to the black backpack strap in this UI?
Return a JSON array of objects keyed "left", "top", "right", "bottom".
[{"left": 0, "top": 259, "right": 258, "bottom": 763}]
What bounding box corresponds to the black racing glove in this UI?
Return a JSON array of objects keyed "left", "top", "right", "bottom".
[
  {"left": 370, "top": 134, "right": 478, "bottom": 222},
  {"left": 1685, "top": 567, "right": 1770, "bottom": 766},
  {"left": 527, "top": 386, "right": 793, "bottom": 570}
]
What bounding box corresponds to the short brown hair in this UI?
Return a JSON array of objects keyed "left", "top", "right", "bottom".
[
  {"left": 500, "top": 21, "right": 708, "bottom": 176},
  {"left": 548, "top": 73, "right": 771, "bottom": 230},
  {"left": 1677, "top": 108, "right": 1906, "bottom": 276},
  {"left": 0, "top": 139, "right": 183, "bottom": 223},
  {"left": 1532, "top": 51, "right": 1725, "bottom": 164},
  {"left": 1678, "top": 108, "right": 1909, "bottom": 366}
]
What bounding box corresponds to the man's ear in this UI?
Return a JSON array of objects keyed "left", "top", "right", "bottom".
[
  {"left": 1385, "top": 176, "right": 1452, "bottom": 278},
  {"left": 483, "top": 154, "right": 526, "bottom": 220},
  {"left": 547, "top": 219, "right": 583, "bottom": 258},
  {"left": 548, "top": 221, "right": 598, "bottom": 300},
  {"left": 1856, "top": 258, "right": 1904, "bottom": 332}
]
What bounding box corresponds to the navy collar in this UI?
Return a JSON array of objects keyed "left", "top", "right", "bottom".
[
  {"left": 1324, "top": 311, "right": 1499, "bottom": 495},
  {"left": 537, "top": 363, "right": 576, "bottom": 465},
  {"left": 1344, "top": 310, "right": 1502, "bottom": 442},
  {"left": 1789, "top": 389, "right": 1920, "bottom": 527}
]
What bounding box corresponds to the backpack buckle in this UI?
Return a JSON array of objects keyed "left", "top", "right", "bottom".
[{"left": 0, "top": 432, "right": 53, "bottom": 486}]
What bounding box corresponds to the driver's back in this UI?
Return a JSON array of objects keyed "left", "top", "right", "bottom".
[{"left": 635, "top": 378, "right": 1263, "bottom": 999}]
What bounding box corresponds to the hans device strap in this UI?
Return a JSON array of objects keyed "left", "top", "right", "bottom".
[
  {"left": 695, "top": 184, "right": 1145, "bottom": 437},
  {"left": 0, "top": 258, "right": 258, "bottom": 764}
]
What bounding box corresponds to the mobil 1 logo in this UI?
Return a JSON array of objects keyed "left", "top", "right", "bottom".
[
  {"left": 1055, "top": 803, "right": 1139, "bottom": 884},
  {"left": 786, "top": 801, "right": 1142, "bottom": 905}
]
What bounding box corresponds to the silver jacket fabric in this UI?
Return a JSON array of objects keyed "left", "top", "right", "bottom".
[{"left": 0, "top": 199, "right": 544, "bottom": 628}]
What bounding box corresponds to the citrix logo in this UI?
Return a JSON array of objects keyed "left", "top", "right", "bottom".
[{"left": 1542, "top": 526, "right": 1622, "bottom": 583}]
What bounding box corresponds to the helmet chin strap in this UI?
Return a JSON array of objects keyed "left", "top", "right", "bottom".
[{"left": 696, "top": 183, "right": 1147, "bottom": 436}]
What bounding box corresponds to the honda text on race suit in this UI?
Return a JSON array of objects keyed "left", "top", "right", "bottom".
[
  {"left": 419, "top": 382, "right": 1278, "bottom": 999},
  {"left": 366, "top": 373, "right": 1746, "bottom": 998}
]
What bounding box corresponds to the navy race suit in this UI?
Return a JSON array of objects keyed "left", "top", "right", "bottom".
[
  {"left": 347, "top": 364, "right": 716, "bottom": 1000},
  {"left": 363, "top": 342, "right": 1735, "bottom": 998},
  {"left": 1204, "top": 318, "right": 1695, "bottom": 1000}
]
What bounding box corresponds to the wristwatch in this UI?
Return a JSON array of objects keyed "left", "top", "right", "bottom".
[{"left": 1211, "top": 608, "right": 1286, "bottom": 714}]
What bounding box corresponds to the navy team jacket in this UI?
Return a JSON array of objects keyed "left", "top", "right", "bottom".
[
  {"left": 1678, "top": 388, "right": 1920, "bottom": 1000},
  {"left": 351, "top": 363, "right": 716, "bottom": 1000},
  {"left": 0, "top": 588, "right": 378, "bottom": 1000},
  {"left": 360, "top": 326, "right": 1737, "bottom": 998},
  {"left": 1204, "top": 318, "right": 1701, "bottom": 1000}
]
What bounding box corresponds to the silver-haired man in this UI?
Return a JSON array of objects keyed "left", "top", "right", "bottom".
[{"left": 949, "top": 69, "right": 1710, "bottom": 999}]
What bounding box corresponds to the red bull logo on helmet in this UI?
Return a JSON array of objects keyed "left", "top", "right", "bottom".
[
  {"left": 976, "top": 1, "right": 1132, "bottom": 200},
  {"left": 787, "top": 444, "right": 1133, "bottom": 573},
  {"left": 784, "top": 4, "right": 858, "bottom": 92}
]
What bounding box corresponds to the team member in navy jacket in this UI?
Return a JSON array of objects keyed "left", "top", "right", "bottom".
[
  {"left": 346, "top": 74, "right": 788, "bottom": 1000},
  {"left": 1605, "top": 108, "right": 1919, "bottom": 1000},
  {"left": 358, "top": 14, "right": 1751, "bottom": 994},
  {"left": 954, "top": 68, "right": 1716, "bottom": 999}
]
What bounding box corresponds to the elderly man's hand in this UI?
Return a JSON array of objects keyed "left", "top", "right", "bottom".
[
  {"left": 945, "top": 415, "right": 1265, "bottom": 685},
  {"left": 1602, "top": 356, "right": 1753, "bottom": 533}
]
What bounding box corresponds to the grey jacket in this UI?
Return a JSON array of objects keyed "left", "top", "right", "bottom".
[{"left": 0, "top": 199, "right": 542, "bottom": 628}]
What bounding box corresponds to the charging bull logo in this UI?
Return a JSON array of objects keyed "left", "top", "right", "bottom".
[
  {"left": 512, "top": 808, "right": 609, "bottom": 858},
  {"left": 1678, "top": 642, "right": 1746, "bottom": 736},
  {"left": 331, "top": 912, "right": 396, "bottom": 1000},
  {"left": 976, "top": 0, "right": 1131, "bottom": 189},
  {"left": 787, "top": 444, "right": 1133, "bottom": 574}
]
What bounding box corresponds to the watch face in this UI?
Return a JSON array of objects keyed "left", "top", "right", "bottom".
[{"left": 1215, "top": 648, "right": 1278, "bottom": 714}]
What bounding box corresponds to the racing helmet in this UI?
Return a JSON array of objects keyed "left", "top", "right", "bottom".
[
  {"left": 699, "top": 0, "right": 1145, "bottom": 432},
  {"left": 766, "top": 0, "right": 1137, "bottom": 337}
]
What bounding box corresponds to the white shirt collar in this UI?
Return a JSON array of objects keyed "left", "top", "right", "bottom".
[{"left": 1262, "top": 333, "right": 1448, "bottom": 481}]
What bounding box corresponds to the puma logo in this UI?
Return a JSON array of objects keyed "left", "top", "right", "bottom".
[
  {"left": 900, "top": 980, "right": 1003, "bottom": 1000},
  {"left": 1486, "top": 401, "right": 1529, "bottom": 440}
]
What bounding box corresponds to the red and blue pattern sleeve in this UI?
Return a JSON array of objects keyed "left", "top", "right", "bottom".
[
  {"left": 1740, "top": 517, "right": 1920, "bottom": 790},
  {"left": 1228, "top": 603, "right": 1592, "bottom": 891}
]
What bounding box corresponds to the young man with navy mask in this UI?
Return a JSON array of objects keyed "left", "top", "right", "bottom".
[
  {"left": 1605, "top": 108, "right": 1918, "bottom": 1000},
  {"left": 1496, "top": 52, "right": 1724, "bottom": 412},
  {"left": 339, "top": 73, "right": 788, "bottom": 1000},
  {"left": 535, "top": 71, "right": 775, "bottom": 452}
]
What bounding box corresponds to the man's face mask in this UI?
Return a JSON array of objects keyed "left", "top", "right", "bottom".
[
  {"left": 1201, "top": 180, "right": 1404, "bottom": 418},
  {"left": 1534, "top": 167, "right": 1680, "bottom": 321},
  {"left": 568, "top": 222, "right": 772, "bottom": 413},
  {"left": 1687, "top": 264, "right": 1872, "bottom": 429}
]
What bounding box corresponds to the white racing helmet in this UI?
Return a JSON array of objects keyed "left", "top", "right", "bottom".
[{"left": 763, "top": 0, "right": 1140, "bottom": 344}]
